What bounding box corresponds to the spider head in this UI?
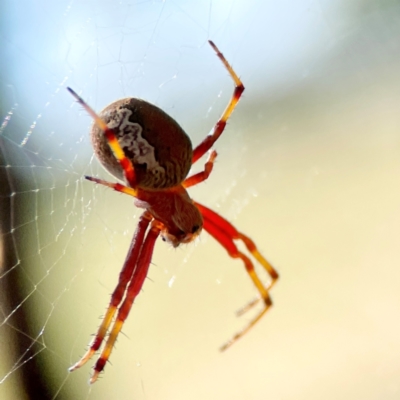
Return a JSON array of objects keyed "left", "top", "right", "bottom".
[
  {"left": 160, "top": 202, "right": 203, "bottom": 247},
  {"left": 136, "top": 186, "right": 203, "bottom": 248}
]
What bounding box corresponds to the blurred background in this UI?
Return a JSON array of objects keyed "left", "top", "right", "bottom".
[{"left": 1, "top": 1, "right": 400, "bottom": 399}]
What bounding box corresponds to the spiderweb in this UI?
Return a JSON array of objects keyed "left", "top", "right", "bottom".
[{"left": 2, "top": 1, "right": 400, "bottom": 399}]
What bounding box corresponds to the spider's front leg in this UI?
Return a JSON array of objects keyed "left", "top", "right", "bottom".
[
  {"left": 89, "top": 219, "right": 161, "bottom": 383},
  {"left": 70, "top": 213, "right": 161, "bottom": 384},
  {"left": 195, "top": 202, "right": 278, "bottom": 351},
  {"left": 69, "top": 212, "right": 153, "bottom": 375}
]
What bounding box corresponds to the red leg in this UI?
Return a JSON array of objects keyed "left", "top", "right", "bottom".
[
  {"left": 192, "top": 41, "right": 245, "bottom": 164},
  {"left": 195, "top": 201, "right": 278, "bottom": 350},
  {"left": 68, "top": 87, "right": 137, "bottom": 186},
  {"left": 69, "top": 211, "right": 152, "bottom": 376},
  {"left": 183, "top": 150, "right": 217, "bottom": 188},
  {"left": 85, "top": 175, "right": 139, "bottom": 198},
  {"left": 90, "top": 219, "right": 161, "bottom": 383}
]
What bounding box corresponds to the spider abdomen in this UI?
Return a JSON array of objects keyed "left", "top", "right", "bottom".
[{"left": 91, "top": 98, "right": 193, "bottom": 189}]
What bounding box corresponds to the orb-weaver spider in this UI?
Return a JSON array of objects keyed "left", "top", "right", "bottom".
[{"left": 67, "top": 40, "right": 278, "bottom": 384}]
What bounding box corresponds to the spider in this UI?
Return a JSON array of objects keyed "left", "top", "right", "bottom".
[{"left": 67, "top": 40, "right": 278, "bottom": 384}]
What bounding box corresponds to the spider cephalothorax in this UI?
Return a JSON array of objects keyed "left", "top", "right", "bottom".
[{"left": 134, "top": 186, "right": 203, "bottom": 246}]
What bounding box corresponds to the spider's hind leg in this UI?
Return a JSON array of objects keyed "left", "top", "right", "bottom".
[
  {"left": 183, "top": 150, "right": 217, "bottom": 188},
  {"left": 67, "top": 87, "right": 137, "bottom": 187},
  {"left": 191, "top": 41, "right": 245, "bottom": 164},
  {"left": 85, "top": 176, "right": 139, "bottom": 198}
]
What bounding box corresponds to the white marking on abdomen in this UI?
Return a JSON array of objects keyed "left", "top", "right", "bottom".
[{"left": 108, "top": 108, "right": 165, "bottom": 184}]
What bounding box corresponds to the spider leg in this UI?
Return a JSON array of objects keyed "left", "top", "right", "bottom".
[
  {"left": 183, "top": 150, "right": 217, "bottom": 188},
  {"left": 195, "top": 202, "right": 278, "bottom": 351},
  {"left": 192, "top": 41, "right": 244, "bottom": 164},
  {"left": 90, "top": 219, "right": 161, "bottom": 384},
  {"left": 85, "top": 176, "right": 139, "bottom": 198},
  {"left": 69, "top": 211, "right": 152, "bottom": 374},
  {"left": 67, "top": 87, "right": 136, "bottom": 186}
]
